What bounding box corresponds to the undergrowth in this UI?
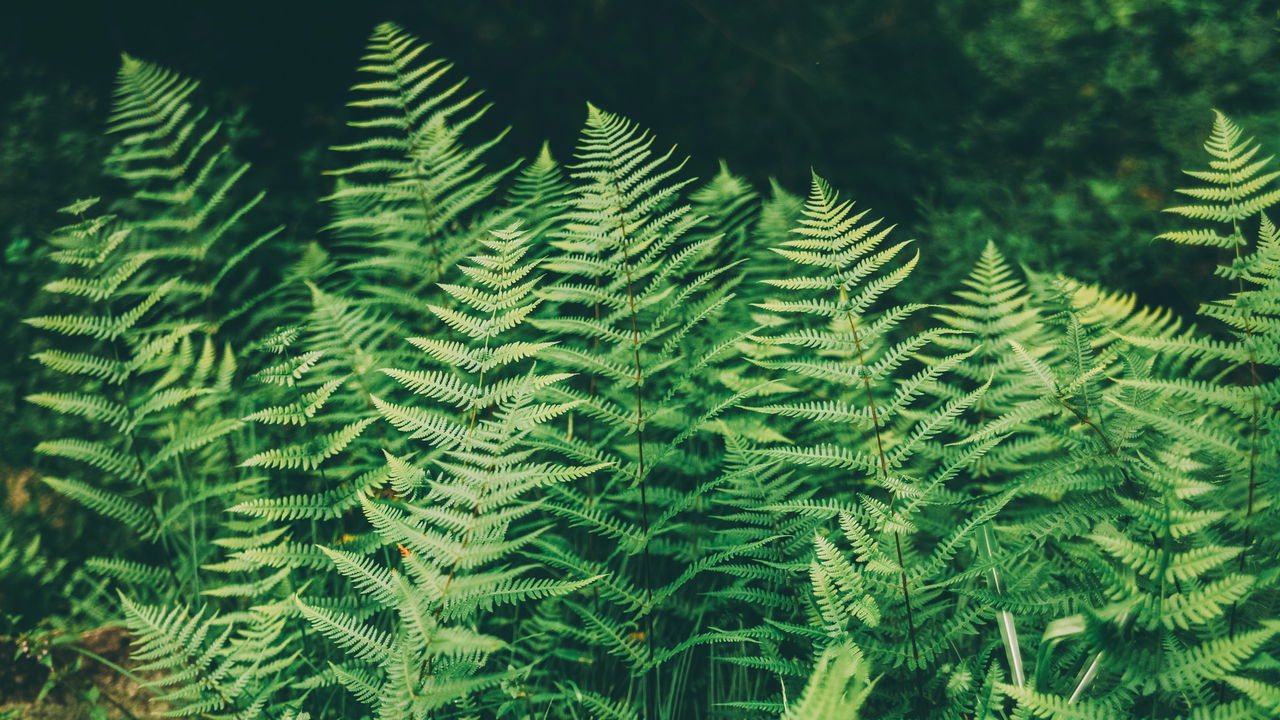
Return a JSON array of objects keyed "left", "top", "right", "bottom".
[{"left": 15, "top": 22, "right": 1280, "bottom": 720}]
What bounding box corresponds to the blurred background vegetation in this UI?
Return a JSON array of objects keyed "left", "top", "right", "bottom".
[{"left": 1, "top": 0, "right": 1278, "bottom": 634}]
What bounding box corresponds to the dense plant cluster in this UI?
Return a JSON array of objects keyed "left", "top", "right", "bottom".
[{"left": 13, "top": 22, "right": 1280, "bottom": 720}]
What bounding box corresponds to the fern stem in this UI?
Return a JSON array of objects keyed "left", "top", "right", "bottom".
[
  {"left": 839, "top": 295, "right": 922, "bottom": 676},
  {"left": 602, "top": 172, "right": 658, "bottom": 715},
  {"left": 425, "top": 317, "right": 498, "bottom": 679},
  {"left": 623, "top": 236, "right": 659, "bottom": 718},
  {"left": 110, "top": 332, "right": 184, "bottom": 593},
  {"left": 1056, "top": 395, "right": 1117, "bottom": 456},
  {"left": 1219, "top": 191, "right": 1263, "bottom": 704},
  {"left": 1229, "top": 208, "right": 1262, "bottom": 585}
]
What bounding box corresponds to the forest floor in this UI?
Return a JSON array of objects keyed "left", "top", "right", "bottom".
[{"left": 1, "top": 625, "right": 159, "bottom": 720}]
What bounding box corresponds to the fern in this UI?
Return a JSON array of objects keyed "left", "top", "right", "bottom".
[
  {"left": 779, "top": 641, "right": 873, "bottom": 720},
  {"left": 22, "top": 24, "right": 1280, "bottom": 720},
  {"left": 120, "top": 593, "right": 300, "bottom": 719},
  {"left": 742, "top": 174, "right": 1027, "bottom": 718},
  {"left": 325, "top": 22, "right": 517, "bottom": 333},
  {"left": 295, "top": 225, "right": 605, "bottom": 717},
  {"left": 26, "top": 56, "right": 277, "bottom": 609}
]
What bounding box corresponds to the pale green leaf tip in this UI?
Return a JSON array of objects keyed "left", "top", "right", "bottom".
[{"left": 119, "top": 52, "right": 142, "bottom": 73}]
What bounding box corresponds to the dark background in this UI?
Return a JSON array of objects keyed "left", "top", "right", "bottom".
[
  {"left": 4, "top": 0, "right": 975, "bottom": 223},
  {"left": 2, "top": 0, "right": 1278, "bottom": 472}
]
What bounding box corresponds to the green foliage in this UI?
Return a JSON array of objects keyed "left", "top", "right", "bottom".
[
  {"left": 15, "top": 20, "right": 1280, "bottom": 720},
  {"left": 780, "top": 641, "right": 873, "bottom": 720},
  {"left": 23, "top": 55, "right": 280, "bottom": 616},
  {"left": 921, "top": 0, "right": 1280, "bottom": 305}
]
